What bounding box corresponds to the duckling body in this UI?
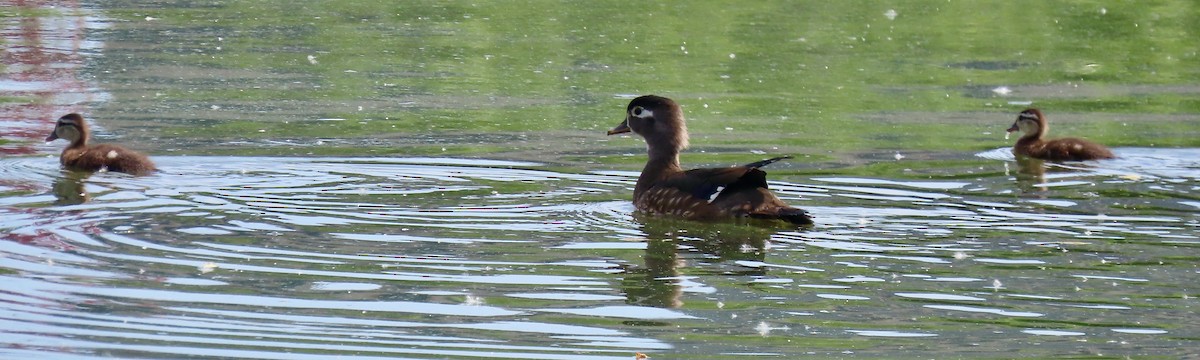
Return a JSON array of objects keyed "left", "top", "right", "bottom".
[
  {"left": 608, "top": 95, "right": 812, "bottom": 226},
  {"left": 1007, "top": 108, "right": 1114, "bottom": 161},
  {"left": 46, "top": 113, "right": 157, "bottom": 175}
]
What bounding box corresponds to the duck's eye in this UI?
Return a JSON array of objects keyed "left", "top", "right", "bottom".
[{"left": 630, "top": 106, "right": 653, "bottom": 118}]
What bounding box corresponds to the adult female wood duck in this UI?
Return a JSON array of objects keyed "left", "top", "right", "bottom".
[
  {"left": 46, "top": 113, "right": 157, "bottom": 175},
  {"left": 607, "top": 95, "right": 813, "bottom": 226},
  {"left": 1007, "top": 108, "right": 1115, "bottom": 161}
]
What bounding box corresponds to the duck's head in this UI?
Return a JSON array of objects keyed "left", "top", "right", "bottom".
[
  {"left": 607, "top": 95, "right": 689, "bottom": 152},
  {"left": 46, "top": 113, "right": 88, "bottom": 144},
  {"left": 1007, "top": 108, "right": 1046, "bottom": 138}
]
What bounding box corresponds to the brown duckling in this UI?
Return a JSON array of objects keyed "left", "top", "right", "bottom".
[
  {"left": 46, "top": 113, "right": 157, "bottom": 175},
  {"left": 607, "top": 95, "right": 813, "bottom": 226},
  {"left": 1006, "top": 108, "right": 1114, "bottom": 161}
]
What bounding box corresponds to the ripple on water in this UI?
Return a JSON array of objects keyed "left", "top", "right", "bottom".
[{"left": 1, "top": 154, "right": 1197, "bottom": 358}]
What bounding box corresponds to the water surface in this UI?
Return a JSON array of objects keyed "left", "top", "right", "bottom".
[{"left": 2, "top": 153, "right": 1198, "bottom": 358}]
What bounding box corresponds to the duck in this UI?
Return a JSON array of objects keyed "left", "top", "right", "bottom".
[
  {"left": 1006, "top": 108, "right": 1114, "bottom": 161},
  {"left": 607, "top": 95, "right": 813, "bottom": 226},
  {"left": 46, "top": 113, "right": 157, "bottom": 175}
]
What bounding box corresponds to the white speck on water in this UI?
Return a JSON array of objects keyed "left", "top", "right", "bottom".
[
  {"left": 895, "top": 293, "right": 984, "bottom": 301},
  {"left": 463, "top": 294, "right": 486, "bottom": 306},
  {"left": 992, "top": 86, "right": 1012, "bottom": 95},
  {"left": 816, "top": 294, "right": 870, "bottom": 300},
  {"left": 893, "top": 152, "right": 905, "bottom": 160},
  {"left": 1008, "top": 100, "right": 1033, "bottom": 106},
  {"left": 1112, "top": 328, "right": 1167, "bottom": 335},
  {"left": 307, "top": 55, "right": 318, "bottom": 65},
  {"left": 1005, "top": 132, "right": 1011, "bottom": 140},
  {"left": 1100, "top": 7, "right": 1107, "bottom": 15},
  {"left": 144, "top": 16, "right": 157, "bottom": 21},
  {"left": 990, "top": 279, "right": 1004, "bottom": 291},
  {"left": 210, "top": 105, "right": 220, "bottom": 110},
  {"left": 725, "top": 127, "right": 734, "bottom": 131},
  {"left": 751, "top": 150, "right": 766, "bottom": 155},
  {"left": 755, "top": 321, "right": 790, "bottom": 336},
  {"left": 884, "top": 9, "right": 898, "bottom": 20},
  {"left": 728, "top": 53, "right": 736, "bottom": 59},
  {"left": 719, "top": 74, "right": 730, "bottom": 79},
  {"left": 199, "top": 262, "right": 218, "bottom": 274}
]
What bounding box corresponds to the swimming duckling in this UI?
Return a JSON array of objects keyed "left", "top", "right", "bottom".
[
  {"left": 1007, "top": 108, "right": 1115, "bottom": 161},
  {"left": 46, "top": 113, "right": 157, "bottom": 175}
]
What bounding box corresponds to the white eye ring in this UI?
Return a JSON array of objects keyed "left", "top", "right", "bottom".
[{"left": 631, "top": 106, "right": 654, "bottom": 119}]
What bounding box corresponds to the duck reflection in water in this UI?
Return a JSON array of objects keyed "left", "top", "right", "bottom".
[
  {"left": 52, "top": 170, "right": 92, "bottom": 205},
  {"left": 621, "top": 215, "right": 778, "bottom": 309},
  {"left": 1012, "top": 154, "right": 1110, "bottom": 195},
  {"left": 1012, "top": 156, "right": 1048, "bottom": 193}
]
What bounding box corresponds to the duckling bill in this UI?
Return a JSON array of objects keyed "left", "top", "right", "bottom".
[
  {"left": 607, "top": 95, "right": 813, "bottom": 226},
  {"left": 46, "top": 113, "right": 157, "bottom": 175}
]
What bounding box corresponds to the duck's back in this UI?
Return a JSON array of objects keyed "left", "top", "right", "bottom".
[
  {"left": 62, "top": 143, "right": 157, "bottom": 175},
  {"left": 1015, "top": 137, "right": 1114, "bottom": 161}
]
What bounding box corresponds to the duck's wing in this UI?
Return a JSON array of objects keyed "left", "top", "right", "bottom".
[{"left": 664, "top": 156, "right": 791, "bottom": 202}]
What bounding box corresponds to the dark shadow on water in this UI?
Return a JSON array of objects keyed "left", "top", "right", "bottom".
[
  {"left": 51, "top": 170, "right": 91, "bottom": 205},
  {"left": 622, "top": 215, "right": 784, "bottom": 309}
]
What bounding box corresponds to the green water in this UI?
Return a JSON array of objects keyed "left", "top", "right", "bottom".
[{"left": 90, "top": 1, "right": 1200, "bottom": 161}]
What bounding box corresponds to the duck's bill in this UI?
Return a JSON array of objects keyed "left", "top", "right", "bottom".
[
  {"left": 45, "top": 132, "right": 59, "bottom": 141},
  {"left": 607, "top": 120, "right": 630, "bottom": 135},
  {"left": 1006, "top": 123, "right": 1019, "bottom": 133}
]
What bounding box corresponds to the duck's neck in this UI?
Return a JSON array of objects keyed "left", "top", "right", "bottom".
[
  {"left": 1016, "top": 128, "right": 1043, "bottom": 145},
  {"left": 68, "top": 136, "right": 88, "bottom": 150},
  {"left": 635, "top": 146, "right": 682, "bottom": 196}
]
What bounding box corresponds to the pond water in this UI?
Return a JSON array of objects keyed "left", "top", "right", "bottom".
[{"left": 2, "top": 1, "right": 1199, "bottom": 359}]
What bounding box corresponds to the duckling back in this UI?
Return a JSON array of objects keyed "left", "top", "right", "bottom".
[{"left": 61, "top": 143, "right": 157, "bottom": 175}]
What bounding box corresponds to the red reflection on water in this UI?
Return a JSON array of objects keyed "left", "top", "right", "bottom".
[{"left": 1, "top": 0, "right": 105, "bottom": 155}]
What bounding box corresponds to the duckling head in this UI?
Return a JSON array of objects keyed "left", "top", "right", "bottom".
[
  {"left": 47, "top": 113, "right": 88, "bottom": 143},
  {"left": 1007, "top": 108, "right": 1045, "bottom": 138}
]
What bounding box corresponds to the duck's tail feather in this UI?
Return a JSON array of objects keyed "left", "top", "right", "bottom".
[
  {"left": 750, "top": 206, "right": 814, "bottom": 226},
  {"left": 743, "top": 156, "right": 793, "bottom": 169}
]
